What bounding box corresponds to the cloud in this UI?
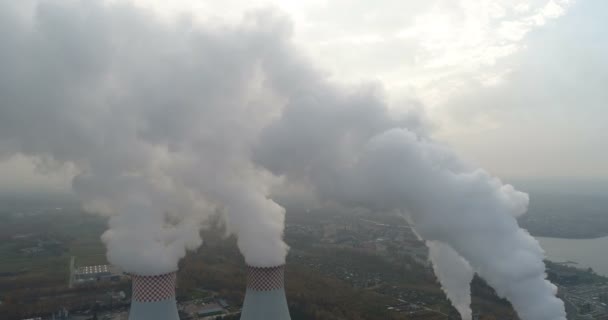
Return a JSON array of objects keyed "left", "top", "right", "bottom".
[
  {"left": 428, "top": 241, "right": 474, "bottom": 320},
  {"left": 0, "top": 0, "right": 292, "bottom": 273},
  {"left": 436, "top": 0, "right": 608, "bottom": 178},
  {"left": 0, "top": 154, "right": 75, "bottom": 195},
  {"left": 0, "top": 1, "right": 574, "bottom": 318},
  {"left": 254, "top": 58, "right": 565, "bottom": 319}
]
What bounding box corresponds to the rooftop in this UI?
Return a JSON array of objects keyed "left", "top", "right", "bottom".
[{"left": 74, "top": 264, "right": 120, "bottom": 276}]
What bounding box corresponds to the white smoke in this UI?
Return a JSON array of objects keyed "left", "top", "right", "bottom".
[
  {"left": 0, "top": 1, "right": 567, "bottom": 318},
  {"left": 254, "top": 73, "right": 566, "bottom": 319},
  {"left": 0, "top": 0, "right": 289, "bottom": 272},
  {"left": 428, "top": 241, "right": 474, "bottom": 320}
]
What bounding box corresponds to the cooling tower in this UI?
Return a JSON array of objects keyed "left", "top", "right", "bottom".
[
  {"left": 128, "top": 272, "right": 180, "bottom": 320},
  {"left": 240, "top": 265, "right": 291, "bottom": 320}
]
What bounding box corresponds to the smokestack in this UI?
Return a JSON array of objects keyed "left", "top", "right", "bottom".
[
  {"left": 128, "top": 272, "right": 179, "bottom": 320},
  {"left": 240, "top": 265, "right": 291, "bottom": 320}
]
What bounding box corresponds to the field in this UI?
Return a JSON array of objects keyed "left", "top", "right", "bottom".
[
  {"left": 0, "top": 199, "right": 108, "bottom": 286},
  {"left": 0, "top": 196, "right": 519, "bottom": 320}
]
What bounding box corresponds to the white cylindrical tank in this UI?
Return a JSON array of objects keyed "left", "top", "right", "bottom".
[
  {"left": 240, "top": 265, "right": 291, "bottom": 320},
  {"left": 128, "top": 272, "right": 180, "bottom": 320}
]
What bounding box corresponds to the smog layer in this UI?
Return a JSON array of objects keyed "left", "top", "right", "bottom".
[{"left": 0, "top": 1, "right": 565, "bottom": 319}]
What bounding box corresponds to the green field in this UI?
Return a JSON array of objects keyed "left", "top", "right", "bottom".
[{"left": 0, "top": 208, "right": 108, "bottom": 280}]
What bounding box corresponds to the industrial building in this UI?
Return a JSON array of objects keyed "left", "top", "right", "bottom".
[
  {"left": 120, "top": 264, "right": 292, "bottom": 320},
  {"left": 240, "top": 265, "right": 291, "bottom": 320},
  {"left": 73, "top": 265, "right": 123, "bottom": 284},
  {"left": 128, "top": 272, "right": 180, "bottom": 320},
  {"left": 196, "top": 303, "right": 225, "bottom": 317}
]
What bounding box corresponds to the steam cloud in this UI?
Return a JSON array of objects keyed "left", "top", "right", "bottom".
[
  {"left": 428, "top": 241, "right": 474, "bottom": 320},
  {"left": 0, "top": 0, "right": 288, "bottom": 273},
  {"left": 0, "top": 1, "right": 566, "bottom": 318}
]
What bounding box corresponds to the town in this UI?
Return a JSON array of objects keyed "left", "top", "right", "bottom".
[{"left": 2, "top": 201, "right": 608, "bottom": 319}]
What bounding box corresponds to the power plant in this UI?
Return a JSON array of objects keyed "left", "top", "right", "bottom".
[
  {"left": 123, "top": 266, "right": 291, "bottom": 319},
  {"left": 128, "top": 272, "right": 179, "bottom": 320},
  {"left": 240, "top": 265, "right": 291, "bottom": 320}
]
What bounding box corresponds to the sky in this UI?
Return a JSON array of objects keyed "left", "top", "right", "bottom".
[
  {"left": 0, "top": 2, "right": 578, "bottom": 314},
  {"left": 0, "top": 0, "right": 606, "bottom": 194}
]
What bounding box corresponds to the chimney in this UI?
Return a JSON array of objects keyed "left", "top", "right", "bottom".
[
  {"left": 240, "top": 265, "right": 291, "bottom": 320},
  {"left": 128, "top": 272, "right": 180, "bottom": 320}
]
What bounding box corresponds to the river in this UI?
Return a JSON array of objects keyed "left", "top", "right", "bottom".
[{"left": 536, "top": 236, "right": 608, "bottom": 276}]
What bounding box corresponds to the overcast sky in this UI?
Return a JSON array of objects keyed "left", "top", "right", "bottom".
[{"left": 1, "top": 0, "right": 606, "bottom": 194}]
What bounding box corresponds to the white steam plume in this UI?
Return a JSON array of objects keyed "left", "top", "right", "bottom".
[
  {"left": 254, "top": 68, "right": 566, "bottom": 319},
  {"left": 428, "top": 241, "right": 474, "bottom": 320},
  {"left": 0, "top": 0, "right": 289, "bottom": 272},
  {"left": 0, "top": 1, "right": 566, "bottom": 318}
]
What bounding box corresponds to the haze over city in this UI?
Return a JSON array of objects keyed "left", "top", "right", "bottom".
[{"left": 0, "top": 1, "right": 607, "bottom": 320}]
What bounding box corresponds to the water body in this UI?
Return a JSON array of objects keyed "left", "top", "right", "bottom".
[{"left": 536, "top": 236, "right": 608, "bottom": 276}]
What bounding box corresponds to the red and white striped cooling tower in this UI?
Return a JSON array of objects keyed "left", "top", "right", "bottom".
[
  {"left": 240, "top": 265, "right": 291, "bottom": 320},
  {"left": 128, "top": 272, "right": 180, "bottom": 320}
]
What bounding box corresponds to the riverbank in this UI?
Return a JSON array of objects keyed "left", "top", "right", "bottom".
[{"left": 538, "top": 236, "right": 608, "bottom": 277}]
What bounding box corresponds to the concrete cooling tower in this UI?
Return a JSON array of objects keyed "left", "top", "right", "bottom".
[
  {"left": 240, "top": 265, "right": 291, "bottom": 320},
  {"left": 128, "top": 272, "right": 180, "bottom": 320}
]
